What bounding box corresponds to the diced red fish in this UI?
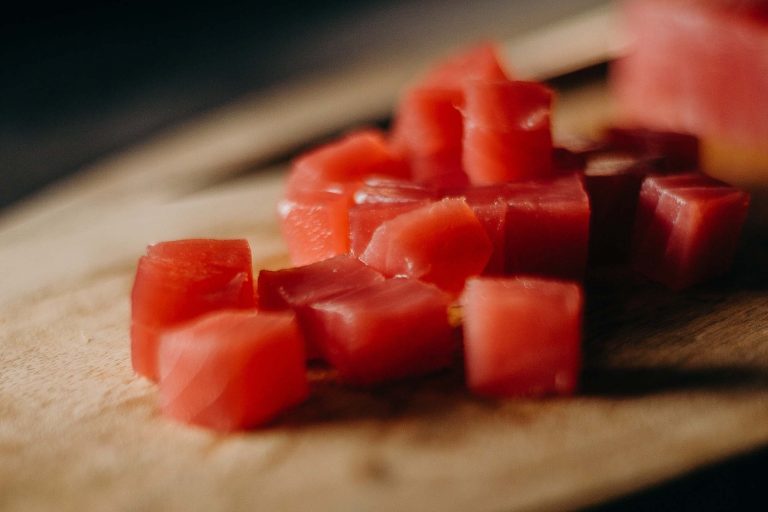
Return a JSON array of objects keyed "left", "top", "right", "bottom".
[
  {"left": 504, "top": 174, "right": 590, "bottom": 280},
  {"left": 285, "top": 129, "right": 408, "bottom": 198},
  {"left": 463, "top": 80, "right": 554, "bottom": 184},
  {"left": 612, "top": 0, "right": 768, "bottom": 147},
  {"left": 257, "top": 255, "right": 385, "bottom": 359},
  {"left": 391, "top": 87, "right": 468, "bottom": 187},
  {"left": 631, "top": 172, "right": 750, "bottom": 289},
  {"left": 360, "top": 197, "right": 492, "bottom": 294},
  {"left": 462, "top": 276, "right": 583, "bottom": 397},
  {"left": 157, "top": 311, "right": 308, "bottom": 431},
  {"left": 131, "top": 239, "right": 255, "bottom": 382},
  {"left": 301, "top": 279, "right": 455, "bottom": 385},
  {"left": 349, "top": 200, "right": 432, "bottom": 257},
  {"left": 277, "top": 189, "right": 353, "bottom": 266}
]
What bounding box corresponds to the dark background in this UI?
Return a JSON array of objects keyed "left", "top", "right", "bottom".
[
  {"left": 2, "top": 1, "right": 767, "bottom": 509},
  {"left": 1, "top": 0, "right": 610, "bottom": 209},
  {"left": 1, "top": 0, "right": 367, "bottom": 208}
]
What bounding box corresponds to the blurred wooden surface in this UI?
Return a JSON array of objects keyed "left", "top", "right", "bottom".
[{"left": 3, "top": 8, "right": 768, "bottom": 510}]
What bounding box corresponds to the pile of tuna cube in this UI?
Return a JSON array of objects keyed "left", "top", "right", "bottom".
[{"left": 130, "top": 43, "right": 749, "bottom": 431}]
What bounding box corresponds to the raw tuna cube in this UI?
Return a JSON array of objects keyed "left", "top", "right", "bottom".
[
  {"left": 157, "top": 310, "right": 308, "bottom": 431},
  {"left": 360, "top": 197, "right": 492, "bottom": 294},
  {"left": 603, "top": 127, "right": 700, "bottom": 171},
  {"left": 257, "top": 255, "right": 385, "bottom": 359},
  {"left": 612, "top": 0, "right": 768, "bottom": 147},
  {"left": 131, "top": 239, "right": 255, "bottom": 382},
  {"left": 285, "top": 129, "right": 408, "bottom": 198},
  {"left": 463, "top": 80, "right": 554, "bottom": 184},
  {"left": 391, "top": 87, "right": 468, "bottom": 188},
  {"left": 631, "top": 172, "right": 750, "bottom": 289},
  {"left": 390, "top": 43, "right": 510, "bottom": 188},
  {"left": 257, "top": 255, "right": 384, "bottom": 311},
  {"left": 301, "top": 278, "right": 454, "bottom": 385},
  {"left": 277, "top": 189, "right": 353, "bottom": 266},
  {"left": 462, "top": 276, "right": 583, "bottom": 397},
  {"left": 504, "top": 174, "right": 590, "bottom": 280},
  {"left": 631, "top": 174, "right": 717, "bottom": 263},
  {"left": 349, "top": 200, "right": 432, "bottom": 256}
]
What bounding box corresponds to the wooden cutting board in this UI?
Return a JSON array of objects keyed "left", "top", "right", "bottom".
[{"left": 3, "top": 22, "right": 768, "bottom": 511}]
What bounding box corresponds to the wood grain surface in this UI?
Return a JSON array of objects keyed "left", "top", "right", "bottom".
[{"left": 3, "top": 27, "right": 768, "bottom": 511}]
